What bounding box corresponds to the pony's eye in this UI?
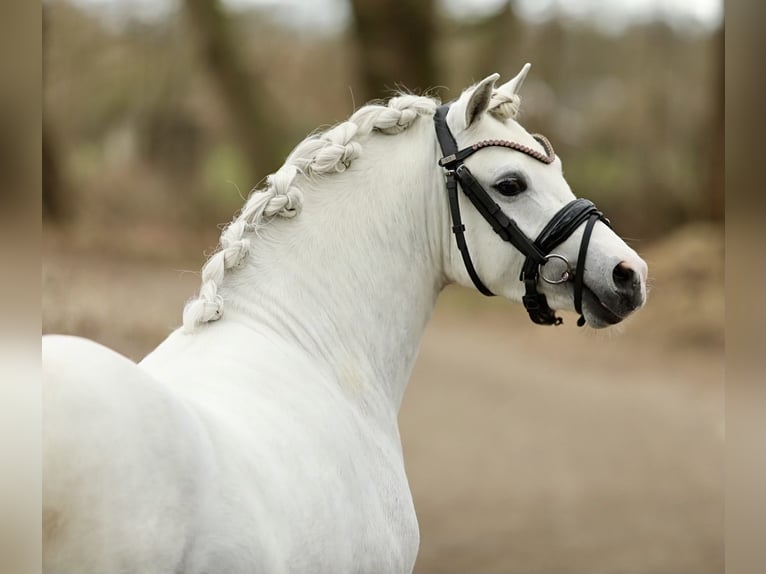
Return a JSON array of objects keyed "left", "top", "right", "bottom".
[{"left": 493, "top": 175, "right": 528, "bottom": 197}]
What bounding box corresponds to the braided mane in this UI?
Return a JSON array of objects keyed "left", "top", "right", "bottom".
[{"left": 183, "top": 94, "right": 440, "bottom": 330}]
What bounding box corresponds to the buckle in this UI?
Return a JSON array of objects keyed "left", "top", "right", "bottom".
[
  {"left": 439, "top": 154, "right": 457, "bottom": 167},
  {"left": 523, "top": 293, "right": 563, "bottom": 326},
  {"left": 522, "top": 294, "right": 541, "bottom": 311}
]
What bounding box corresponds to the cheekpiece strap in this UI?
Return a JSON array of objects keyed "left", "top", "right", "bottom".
[{"left": 435, "top": 105, "right": 496, "bottom": 296}]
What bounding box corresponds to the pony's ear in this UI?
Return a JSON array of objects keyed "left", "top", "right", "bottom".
[
  {"left": 461, "top": 73, "right": 500, "bottom": 129},
  {"left": 499, "top": 62, "right": 531, "bottom": 97},
  {"left": 489, "top": 63, "right": 531, "bottom": 120}
]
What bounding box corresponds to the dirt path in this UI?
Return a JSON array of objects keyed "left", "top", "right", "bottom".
[
  {"left": 404, "top": 301, "right": 722, "bottom": 573},
  {"left": 42, "top": 223, "right": 723, "bottom": 573}
]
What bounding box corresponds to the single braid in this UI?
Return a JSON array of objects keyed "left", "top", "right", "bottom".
[
  {"left": 488, "top": 92, "right": 521, "bottom": 121},
  {"left": 182, "top": 94, "right": 438, "bottom": 331}
]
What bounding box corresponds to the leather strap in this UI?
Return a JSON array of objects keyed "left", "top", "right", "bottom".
[
  {"left": 435, "top": 105, "right": 495, "bottom": 296},
  {"left": 434, "top": 105, "right": 458, "bottom": 155},
  {"left": 454, "top": 165, "right": 547, "bottom": 265},
  {"left": 445, "top": 170, "right": 494, "bottom": 296},
  {"left": 534, "top": 199, "right": 600, "bottom": 252},
  {"left": 520, "top": 199, "right": 604, "bottom": 283},
  {"left": 574, "top": 213, "right": 601, "bottom": 326}
]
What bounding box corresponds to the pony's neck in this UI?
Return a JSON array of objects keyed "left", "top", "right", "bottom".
[{"left": 219, "top": 120, "right": 447, "bottom": 419}]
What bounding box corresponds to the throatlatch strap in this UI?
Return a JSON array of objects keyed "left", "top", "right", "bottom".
[{"left": 573, "top": 213, "right": 600, "bottom": 327}]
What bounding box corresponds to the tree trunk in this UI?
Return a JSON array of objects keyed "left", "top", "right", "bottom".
[
  {"left": 42, "top": 5, "right": 67, "bottom": 221},
  {"left": 706, "top": 26, "right": 724, "bottom": 221},
  {"left": 42, "top": 125, "right": 66, "bottom": 220},
  {"left": 183, "top": 0, "right": 281, "bottom": 181},
  {"left": 482, "top": 1, "right": 523, "bottom": 79},
  {"left": 348, "top": 0, "right": 437, "bottom": 101}
]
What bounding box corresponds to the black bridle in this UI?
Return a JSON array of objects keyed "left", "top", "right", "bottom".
[{"left": 434, "top": 104, "right": 610, "bottom": 327}]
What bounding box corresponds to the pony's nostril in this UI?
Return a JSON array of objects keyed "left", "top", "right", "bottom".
[{"left": 612, "top": 261, "right": 637, "bottom": 291}]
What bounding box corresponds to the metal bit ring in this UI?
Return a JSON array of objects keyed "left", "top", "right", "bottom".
[{"left": 539, "top": 254, "right": 572, "bottom": 284}]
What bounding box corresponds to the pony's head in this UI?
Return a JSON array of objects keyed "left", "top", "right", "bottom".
[{"left": 439, "top": 64, "right": 647, "bottom": 328}]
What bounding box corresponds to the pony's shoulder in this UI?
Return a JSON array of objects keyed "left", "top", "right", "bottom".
[
  {"left": 42, "top": 334, "right": 180, "bottom": 410},
  {"left": 43, "top": 334, "right": 138, "bottom": 379}
]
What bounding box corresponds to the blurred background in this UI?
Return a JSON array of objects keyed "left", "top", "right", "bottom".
[{"left": 41, "top": 0, "right": 723, "bottom": 572}]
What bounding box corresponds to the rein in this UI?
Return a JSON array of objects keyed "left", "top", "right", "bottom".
[{"left": 434, "top": 104, "right": 609, "bottom": 327}]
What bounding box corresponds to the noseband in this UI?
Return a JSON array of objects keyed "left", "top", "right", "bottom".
[{"left": 434, "top": 105, "right": 610, "bottom": 326}]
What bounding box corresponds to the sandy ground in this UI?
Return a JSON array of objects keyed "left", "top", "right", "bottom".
[{"left": 42, "top": 222, "right": 724, "bottom": 573}]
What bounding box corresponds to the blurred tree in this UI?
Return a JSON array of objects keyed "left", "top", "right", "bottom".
[
  {"left": 480, "top": 1, "right": 522, "bottom": 78},
  {"left": 42, "top": 5, "right": 67, "bottom": 221},
  {"left": 349, "top": 0, "right": 436, "bottom": 100},
  {"left": 183, "top": 0, "right": 281, "bottom": 182},
  {"left": 443, "top": 0, "right": 523, "bottom": 83},
  {"left": 707, "top": 26, "right": 724, "bottom": 221},
  {"left": 42, "top": 125, "right": 67, "bottom": 220},
  {"left": 534, "top": 18, "right": 567, "bottom": 95}
]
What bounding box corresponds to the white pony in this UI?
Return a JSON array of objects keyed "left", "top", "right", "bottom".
[{"left": 43, "top": 65, "right": 647, "bottom": 573}]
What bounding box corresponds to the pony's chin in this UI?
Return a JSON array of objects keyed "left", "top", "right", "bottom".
[{"left": 581, "top": 286, "right": 625, "bottom": 329}]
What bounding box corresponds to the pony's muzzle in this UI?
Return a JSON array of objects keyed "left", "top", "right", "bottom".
[{"left": 611, "top": 259, "right": 647, "bottom": 311}]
